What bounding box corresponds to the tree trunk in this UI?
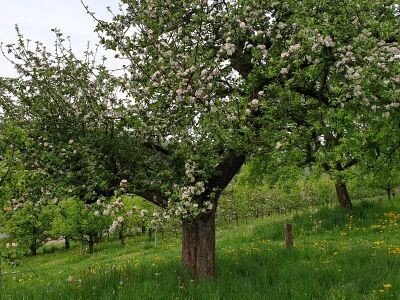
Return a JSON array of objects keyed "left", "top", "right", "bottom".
[
  {"left": 94, "top": 233, "right": 101, "bottom": 243},
  {"left": 65, "top": 236, "right": 70, "bottom": 250},
  {"left": 335, "top": 182, "right": 352, "bottom": 210},
  {"left": 119, "top": 229, "right": 125, "bottom": 245},
  {"left": 386, "top": 188, "right": 392, "bottom": 201},
  {"left": 182, "top": 211, "right": 216, "bottom": 278},
  {"left": 30, "top": 244, "right": 37, "bottom": 256},
  {"left": 88, "top": 234, "right": 94, "bottom": 254},
  {"left": 141, "top": 221, "right": 146, "bottom": 235}
]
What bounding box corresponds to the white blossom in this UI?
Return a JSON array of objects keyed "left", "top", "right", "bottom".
[
  {"left": 224, "top": 43, "right": 236, "bottom": 56},
  {"left": 251, "top": 99, "right": 259, "bottom": 107},
  {"left": 323, "top": 36, "right": 335, "bottom": 47},
  {"left": 280, "top": 68, "right": 289, "bottom": 75},
  {"left": 257, "top": 45, "right": 266, "bottom": 51}
]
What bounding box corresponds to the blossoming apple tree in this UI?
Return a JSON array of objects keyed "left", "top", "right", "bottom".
[{"left": 90, "top": 0, "right": 399, "bottom": 275}]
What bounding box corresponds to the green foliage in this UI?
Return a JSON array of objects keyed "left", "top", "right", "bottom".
[
  {"left": 219, "top": 163, "right": 339, "bottom": 221},
  {"left": 51, "top": 198, "right": 112, "bottom": 252}
]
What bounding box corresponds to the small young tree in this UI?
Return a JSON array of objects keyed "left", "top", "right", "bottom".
[
  {"left": 52, "top": 198, "right": 111, "bottom": 254},
  {"left": 2, "top": 184, "right": 55, "bottom": 256}
]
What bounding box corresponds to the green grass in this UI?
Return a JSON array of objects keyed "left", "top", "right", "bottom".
[{"left": 2, "top": 199, "right": 400, "bottom": 299}]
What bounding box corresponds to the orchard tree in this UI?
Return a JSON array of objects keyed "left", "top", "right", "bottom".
[
  {"left": 52, "top": 197, "right": 113, "bottom": 254},
  {"left": 0, "top": 240, "right": 23, "bottom": 284},
  {"left": 217, "top": 1, "right": 400, "bottom": 210},
  {"left": 3, "top": 28, "right": 247, "bottom": 276},
  {"left": 0, "top": 121, "right": 57, "bottom": 256},
  {"left": 360, "top": 136, "right": 400, "bottom": 201},
  {"left": 371, "top": 166, "right": 400, "bottom": 201},
  {"left": 92, "top": 0, "right": 398, "bottom": 276},
  {"left": 1, "top": 169, "right": 56, "bottom": 256}
]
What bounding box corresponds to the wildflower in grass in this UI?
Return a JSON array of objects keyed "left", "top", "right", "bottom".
[
  {"left": 389, "top": 247, "right": 400, "bottom": 254},
  {"left": 383, "top": 284, "right": 392, "bottom": 289},
  {"left": 374, "top": 240, "right": 385, "bottom": 246}
]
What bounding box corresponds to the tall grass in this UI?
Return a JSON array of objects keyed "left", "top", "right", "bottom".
[{"left": 1, "top": 199, "right": 400, "bottom": 299}]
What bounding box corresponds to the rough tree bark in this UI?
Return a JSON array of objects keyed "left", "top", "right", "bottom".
[
  {"left": 137, "top": 151, "right": 245, "bottom": 278},
  {"left": 182, "top": 210, "right": 216, "bottom": 278},
  {"left": 284, "top": 223, "right": 293, "bottom": 248},
  {"left": 180, "top": 152, "right": 246, "bottom": 278},
  {"left": 326, "top": 162, "right": 354, "bottom": 210},
  {"left": 335, "top": 182, "right": 352, "bottom": 210}
]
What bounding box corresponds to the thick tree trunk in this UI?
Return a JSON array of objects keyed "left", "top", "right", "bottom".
[
  {"left": 335, "top": 182, "right": 352, "bottom": 210},
  {"left": 88, "top": 235, "right": 94, "bottom": 254},
  {"left": 182, "top": 211, "right": 216, "bottom": 278}
]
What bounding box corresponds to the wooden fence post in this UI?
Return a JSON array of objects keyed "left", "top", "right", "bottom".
[{"left": 284, "top": 223, "right": 293, "bottom": 248}]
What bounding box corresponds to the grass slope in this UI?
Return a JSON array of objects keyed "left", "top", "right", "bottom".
[{"left": 1, "top": 199, "right": 400, "bottom": 299}]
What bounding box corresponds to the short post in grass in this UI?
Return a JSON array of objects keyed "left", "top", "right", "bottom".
[{"left": 284, "top": 223, "right": 293, "bottom": 248}]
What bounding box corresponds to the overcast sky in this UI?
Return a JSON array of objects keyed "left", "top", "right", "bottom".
[{"left": 0, "top": 0, "right": 121, "bottom": 77}]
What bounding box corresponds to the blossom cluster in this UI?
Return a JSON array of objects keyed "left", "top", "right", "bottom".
[{"left": 5, "top": 242, "right": 18, "bottom": 248}]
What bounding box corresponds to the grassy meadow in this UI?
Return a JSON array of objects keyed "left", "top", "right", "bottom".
[{"left": 1, "top": 199, "right": 400, "bottom": 299}]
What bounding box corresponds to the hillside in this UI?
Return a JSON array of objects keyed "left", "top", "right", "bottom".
[{"left": 1, "top": 199, "right": 400, "bottom": 299}]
